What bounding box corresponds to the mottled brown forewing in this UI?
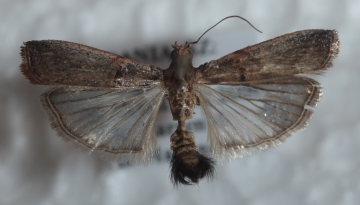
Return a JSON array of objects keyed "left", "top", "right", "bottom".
[
  {"left": 21, "top": 40, "right": 163, "bottom": 87},
  {"left": 198, "top": 30, "right": 339, "bottom": 84}
]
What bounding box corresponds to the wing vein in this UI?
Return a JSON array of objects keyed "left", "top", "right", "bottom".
[
  {"left": 55, "top": 90, "right": 116, "bottom": 104},
  {"left": 204, "top": 85, "right": 286, "bottom": 130}
]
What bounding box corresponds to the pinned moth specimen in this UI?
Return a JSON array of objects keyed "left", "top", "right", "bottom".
[{"left": 20, "top": 16, "right": 339, "bottom": 185}]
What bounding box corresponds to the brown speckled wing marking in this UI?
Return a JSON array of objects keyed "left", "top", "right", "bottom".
[
  {"left": 21, "top": 40, "right": 162, "bottom": 87},
  {"left": 198, "top": 30, "right": 339, "bottom": 84},
  {"left": 196, "top": 29, "right": 339, "bottom": 157}
]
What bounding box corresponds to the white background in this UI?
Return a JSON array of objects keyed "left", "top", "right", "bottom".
[{"left": 0, "top": 0, "right": 359, "bottom": 204}]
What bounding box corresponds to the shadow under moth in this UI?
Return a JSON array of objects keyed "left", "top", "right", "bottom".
[{"left": 20, "top": 16, "right": 340, "bottom": 185}]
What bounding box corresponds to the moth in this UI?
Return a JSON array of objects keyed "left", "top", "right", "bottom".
[{"left": 20, "top": 16, "right": 339, "bottom": 185}]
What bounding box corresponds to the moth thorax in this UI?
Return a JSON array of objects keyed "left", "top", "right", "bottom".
[{"left": 168, "top": 87, "right": 196, "bottom": 121}]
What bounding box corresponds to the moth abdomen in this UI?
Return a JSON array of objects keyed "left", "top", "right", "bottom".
[{"left": 170, "top": 129, "right": 214, "bottom": 185}]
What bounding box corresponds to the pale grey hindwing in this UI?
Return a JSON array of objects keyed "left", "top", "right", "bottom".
[
  {"left": 196, "top": 76, "right": 321, "bottom": 159},
  {"left": 42, "top": 85, "right": 165, "bottom": 163}
]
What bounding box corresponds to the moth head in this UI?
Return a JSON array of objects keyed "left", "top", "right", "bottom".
[
  {"left": 171, "top": 41, "right": 193, "bottom": 56},
  {"left": 170, "top": 41, "right": 193, "bottom": 64}
]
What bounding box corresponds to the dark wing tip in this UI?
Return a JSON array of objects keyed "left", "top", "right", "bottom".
[
  {"left": 20, "top": 41, "right": 41, "bottom": 84},
  {"left": 322, "top": 30, "right": 340, "bottom": 69},
  {"left": 20, "top": 43, "right": 30, "bottom": 78}
]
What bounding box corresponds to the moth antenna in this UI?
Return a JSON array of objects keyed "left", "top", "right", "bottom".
[{"left": 189, "top": 15, "right": 262, "bottom": 45}]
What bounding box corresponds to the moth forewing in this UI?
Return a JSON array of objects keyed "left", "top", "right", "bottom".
[
  {"left": 198, "top": 30, "right": 339, "bottom": 84},
  {"left": 20, "top": 40, "right": 163, "bottom": 87}
]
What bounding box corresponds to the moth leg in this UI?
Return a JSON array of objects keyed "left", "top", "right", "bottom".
[{"left": 195, "top": 95, "right": 201, "bottom": 106}]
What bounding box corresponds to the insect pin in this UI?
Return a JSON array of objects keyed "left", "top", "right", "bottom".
[{"left": 20, "top": 16, "right": 339, "bottom": 185}]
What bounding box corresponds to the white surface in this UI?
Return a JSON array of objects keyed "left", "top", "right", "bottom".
[{"left": 1, "top": 0, "right": 359, "bottom": 205}]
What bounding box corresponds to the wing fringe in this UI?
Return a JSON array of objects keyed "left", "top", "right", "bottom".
[
  {"left": 20, "top": 43, "right": 41, "bottom": 84},
  {"left": 321, "top": 30, "right": 340, "bottom": 70}
]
